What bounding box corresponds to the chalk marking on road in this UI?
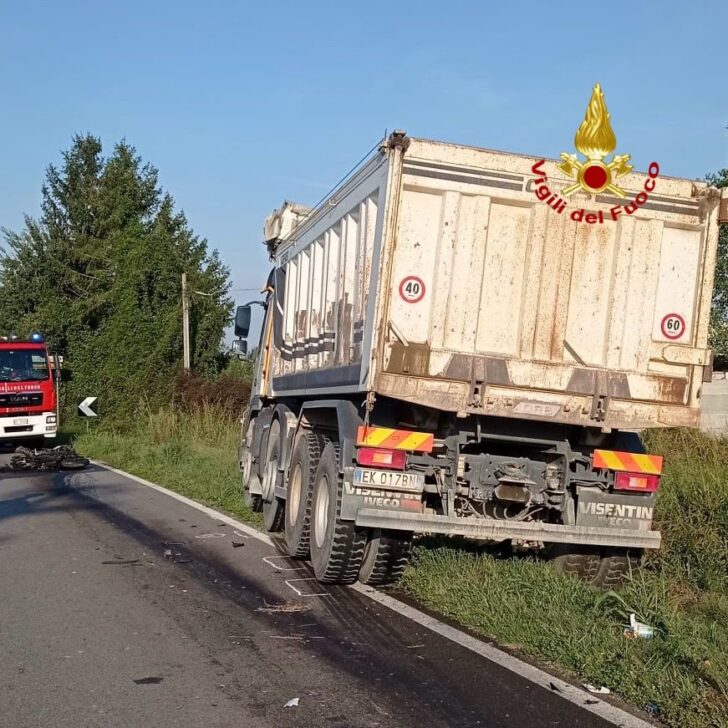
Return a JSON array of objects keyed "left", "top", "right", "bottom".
[
  {"left": 284, "top": 578, "right": 331, "bottom": 597},
  {"left": 263, "top": 555, "right": 306, "bottom": 572},
  {"left": 233, "top": 530, "right": 250, "bottom": 539},
  {"left": 91, "top": 461, "right": 653, "bottom": 728}
]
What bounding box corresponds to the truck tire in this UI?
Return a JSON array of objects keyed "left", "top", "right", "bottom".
[
  {"left": 592, "top": 549, "right": 641, "bottom": 589},
  {"left": 241, "top": 424, "right": 262, "bottom": 512},
  {"left": 261, "top": 419, "right": 285, "bottom": 532},
  {"left": 309, "top": 442, "right": 367, "bottom": 584},
  {"left": 358, "top": 529, "right": 413, "bottom": 586},
  {"left": 60, "top": 457, "right": 90, "bottom": 470},
  {"left": 285, "top": 430, "right": 328, "bottom": 558},
  {"left": 243, "top": 478, "right": 262, "bottom": 512},
  {"left": 547, "top": 544, "right": 601, "bottom": 583}
]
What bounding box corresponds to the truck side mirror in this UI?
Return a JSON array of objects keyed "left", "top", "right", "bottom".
[
  {"left": 231, "top": 339, "right": 248, "bottom": 360},
  {"left": 234, "top": 305, "right": 251, "bottom": 338}
]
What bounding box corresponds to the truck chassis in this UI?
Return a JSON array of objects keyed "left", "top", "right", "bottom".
[{"left": 241, "top": 396, "right": 657, "bottom": 587}]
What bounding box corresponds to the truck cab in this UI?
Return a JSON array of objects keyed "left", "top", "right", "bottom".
[{"left": 0, "top": 334, "right": 59, "bottom": 445}]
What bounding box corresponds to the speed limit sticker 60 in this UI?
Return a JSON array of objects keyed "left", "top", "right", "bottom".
[
  {"left": 661, "top": 313, "right": 686, "bottom": 340},
  {"left": 399, "top": 275, "right": 426, "bottom": 304}
]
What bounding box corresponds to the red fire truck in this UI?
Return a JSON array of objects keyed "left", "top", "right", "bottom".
[{"left": 0, "top": 334, "right": 59, "bottom": 445}]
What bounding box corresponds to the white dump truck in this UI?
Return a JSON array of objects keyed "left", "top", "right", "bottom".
[{"left": 235, "top": 130, "right": 725, "bottom": 587}]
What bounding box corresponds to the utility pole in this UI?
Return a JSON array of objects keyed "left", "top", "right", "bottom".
[{"left": 182, "top": 272, "right": 191, "bottom": 372}]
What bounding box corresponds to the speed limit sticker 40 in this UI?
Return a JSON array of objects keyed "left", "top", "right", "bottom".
[
  {"left": 661, "top": 313, "right": 686, "bottom": 340},
  {"left": 399, "top": 275, "right": 426, "bottom": 304}
]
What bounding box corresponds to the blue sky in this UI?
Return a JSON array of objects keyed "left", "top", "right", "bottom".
[{"left": 1, "top": 0, "right": 726, "bottom": 315}]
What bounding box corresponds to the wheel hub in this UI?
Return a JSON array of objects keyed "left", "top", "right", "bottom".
[
  {"left": 314, "top": 475, "right": 329, "bottom": 548},
  {"left": 289, "top": 463, "right": 302, "bottom": 526},
  {"left": 262, "top": 458, "right": 278, "bottom": 501}
]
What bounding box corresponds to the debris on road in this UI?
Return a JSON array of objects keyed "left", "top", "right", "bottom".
[
  {"left": 228, "top": 635, "right": 253, "bottom": 642},
  {"left": 161, "top": 546, "right": 190, "bottom": 564},
  {"left": 646, "top": 702, "right": 661, "bottom": 718},
  {"left": 101, "top": 559, "right": 140, "bottom": 566},
  {"left": 624, "top": 613, "right": 655, "bottom": 640},
  {"left": 231, "top": 540, "right": 246, "bottom": 548},
  {"left": 255, "top": 601, "right": 312, "bottom": 614},
  {"left": 133, "top": 676, "right": 164, "bottom": 685},
  {"left": 284, "top": 698, "right": 300, "bottom": 708},
  {"left": 583, "top": 684, "right": 611, "bottom": 695}
]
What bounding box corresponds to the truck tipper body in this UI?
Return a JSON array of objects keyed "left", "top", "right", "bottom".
[
  {"left": 236, "top": 131, "right": 725, "bottom": 587},
  {"left": 0, "top": 336, "right": 59, "bottom": 443}
]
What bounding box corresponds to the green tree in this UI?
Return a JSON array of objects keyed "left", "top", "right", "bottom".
[
  {"left": 706, "top": 168, "right": 728, "bottom": 367},
  {"left": 0, "top": 134, "right": 232, "bottom": 416}
]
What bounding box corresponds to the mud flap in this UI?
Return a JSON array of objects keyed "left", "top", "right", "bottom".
[{"left": 576, "top": 487, "right": 656, "bottom": 531}]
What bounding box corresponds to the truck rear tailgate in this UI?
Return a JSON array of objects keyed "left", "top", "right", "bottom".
[{"left": 377, "top": 138, "right": 719, "bottom": 429}]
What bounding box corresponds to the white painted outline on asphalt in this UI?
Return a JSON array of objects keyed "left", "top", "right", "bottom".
[
  {"left": 263, "top": 555, "right": 306, "bottom": 572},
  {"left": 284, "top": 578, "right": 331, "bottom": 597},
  {"left": 90, "top": 461, "right": 654, "bottom": 728}
]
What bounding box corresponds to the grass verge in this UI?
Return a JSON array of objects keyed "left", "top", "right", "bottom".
[
  {"left": 75, "top": 406, "right": 261, "bottom": 528},
  {"left": 75, "top": 413, "right": 728, "bottom": 727}
]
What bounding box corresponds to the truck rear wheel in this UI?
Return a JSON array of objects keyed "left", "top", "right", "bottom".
[
  {"left": 358, "top": 529, "right": 413, "bottom": 586},
  {"left": 285, "top": 430, "right": 328, "bottom": 558},
  {"left": 261, "top": 419, "right": 285, "bottom": 532},
  {"left": 309, "top": 442, "right": 367, "bottom": 584},
  {"left": 547, "top": 544, "right": 601, "bottom": 583},
  {"left": 243, "top": 477, "right": 262, "bottom": 512},
  {"left": 241, "top": 423, "right": 262, "bottom": 512},
  {"left": 592, "top": 548, "right": 641, "bottom": 589}
]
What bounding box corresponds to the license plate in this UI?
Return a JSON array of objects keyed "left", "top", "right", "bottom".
[
  {"left": 353, "top": 467, "right": 424, "bottom": 492},
  {"left": 13, "top": 418, "right": 29, "bottom": 426}
]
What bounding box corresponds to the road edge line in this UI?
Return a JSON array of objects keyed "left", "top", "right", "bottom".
[{"left": 91, "top": 460, "right": 654, "bottom": 728}]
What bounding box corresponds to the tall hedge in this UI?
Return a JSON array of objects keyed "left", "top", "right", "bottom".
[{"left": 0, "top": 134, "right": 232, "bottom": 417}]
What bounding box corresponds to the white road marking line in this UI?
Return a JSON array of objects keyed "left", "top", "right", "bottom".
[
  {"left": 233, "top": 530, "right": 250, "bottom": 539},
  {"left": 284, "top": 578, "right": 330, "bottom": 597},
  {"left": 352, "top": 583, "right": 651, "bottom": 728},
  {"left": 91, "top": 461, "right": 275, "bottom": 547},
  {"left": 91, "top": 461, "right": 653, "bottom": 728},
  {"left": 263, "top": 555, "right": 306, "bottom": 571}
]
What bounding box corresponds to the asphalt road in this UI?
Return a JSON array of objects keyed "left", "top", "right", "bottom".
[{"left": 0, "top": 446, "right": 648, "bottom": 728}]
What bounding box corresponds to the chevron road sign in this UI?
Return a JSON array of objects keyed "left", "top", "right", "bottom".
[{"left": 78, "top": 397, "right": 98, "bottom": 418}]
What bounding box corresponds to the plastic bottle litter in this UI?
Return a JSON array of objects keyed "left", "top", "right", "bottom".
[{"left": 624, "top": 613, "right": 654, "bottom": 640}]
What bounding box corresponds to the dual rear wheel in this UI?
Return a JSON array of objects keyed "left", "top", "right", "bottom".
[
  {"left": 255, "top": 425, "right": 411, "bottom": 585},
  {"left": 548, "top": 544, "right": 640, "bottom": 588}
]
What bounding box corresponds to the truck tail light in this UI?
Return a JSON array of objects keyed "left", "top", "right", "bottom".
[
  {"left": 614, "top": 472, "right": 660, "bottom": 493},
  {"left": 356, "top": 447, "right": 406, "bottom": 470}
]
